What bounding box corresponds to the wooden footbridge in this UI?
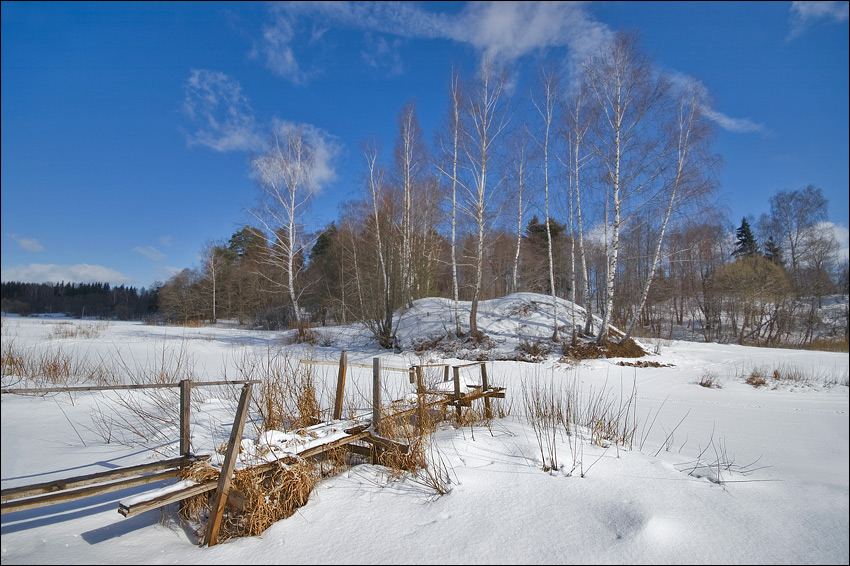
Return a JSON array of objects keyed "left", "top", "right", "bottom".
[{"left": 1, "top": 355, "right": 504, "bottom": 546}]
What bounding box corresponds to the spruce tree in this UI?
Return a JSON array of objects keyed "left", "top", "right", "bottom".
[
  {"left": 733, "top": 217, "right": 760, "bottom": 258},
  {"left": 763, "top": 236, "right": 784, "bottom": 266}
]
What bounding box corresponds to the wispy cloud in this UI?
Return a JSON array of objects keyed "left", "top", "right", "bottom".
[
  {"left": 702, "top": 108, "right": 766, "bottom": 134},
  {"left": 266, "top": 119, "right": 343, "bottom": 194},
  {"left": 667, "top": 72, "right": 767, "bottom": 135},
  {"left": 0, "top": 264, "right": 134, "bottom": 285},
  {"left": 9, "top": 234, "right": 45, "bottom": 253},
  {"left": 182, "top": 69, "right": 265, "bottom": 152},
  {"left": 260, "top": 1, "right": 612, "bottom": 82},
  {"left": 133, "top": 246, "right": 166, "bottom": 261},
  {"left": 788, "top": 1, "right": 849, "bottom": 40},
  {"left": 361, "top": 32, "right": 404, "bottom": 76},
  {"left": 158, "top": 236, "right": 173, "bottom": 247}
]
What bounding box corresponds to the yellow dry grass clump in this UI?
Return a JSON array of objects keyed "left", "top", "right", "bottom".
[{"left": 179, "top": 458, "right": 319, "bottom": 543}]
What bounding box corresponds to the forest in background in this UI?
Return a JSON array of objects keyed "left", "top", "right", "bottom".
[{"left": 2, "top": 33, "right": 848, "bottom": 349}]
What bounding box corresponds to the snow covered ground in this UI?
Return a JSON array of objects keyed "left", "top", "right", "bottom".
[{"left": 1, "top": 294, "right": 848, "bottom": 564}]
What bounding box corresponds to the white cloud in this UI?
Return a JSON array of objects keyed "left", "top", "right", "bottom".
[
  {"left": 788, "top": 1, "right": 849, "bottom": 39},
  {"left": 9, "top": 234, "right": 45, "bottom": 253},
  {"left": 1, "top": 264, "right": 134, "bottom": 285},
  {"left": 702, "top": 108, "right": 766, "bottom": 134},
  {"left": 182, "top": 69, "right": 265, "bottom": 152},
  {"left": 158, "top": 236, "right": 173, "bottom": 247},
  {"left": 132, "top": 246, "right": 166, "bottom": 261},
  {"left": 820, "top": 221, "right": 850, "bottom": 263},
  {"left": 361, "top": 32, "right": 404, "bottom": 76},
  {"left": 268, "top": 119, "right": 343, "bottom": 194},
  {"left": 261, "top": 1, "right": 612, "bottom": 83},
  {"left": 667, "top": 72, "right": 767, "bottom": 135}
]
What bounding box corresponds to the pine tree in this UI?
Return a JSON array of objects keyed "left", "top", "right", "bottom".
[
  {"left": 733, "top": 217, "right": 760, "bottom": 258},
  {"left": 763, "top": 236, "right": 784, "bottom": 266}
]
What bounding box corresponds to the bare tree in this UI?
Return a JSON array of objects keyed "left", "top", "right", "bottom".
[
  {"left": 362, "top": 141, "right": 400, "bottom": 349},
  {"left": 505, "top": 127, "right": 532, "bottom": 295},
  {"left": 562, "top": 82, "right": 596, "bottom": 338},
  {"left": 434, "top": 68, "right": 467, "bottom": 336},
  {"left": 581, "top": 32, "right": 671, "bottom": 344},
  {"left": 530, "top": 66, "right": 561, "bottom": 340},
  {"left": 620, "top": 81, "right": 717, "bottom": 342},
  {"left": 394, "top": 100, "right": 428, "bottom": 309},
  {"left": 759, "top": 184, "right": 829, "bottom": 289},
  {"left": 462, "top": 57, "right": 510, "bottom": 339},
  {"left": 251, "top": 125, "right": 318, "bottom": 328}
]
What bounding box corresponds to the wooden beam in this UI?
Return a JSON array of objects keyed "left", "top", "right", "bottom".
[
  {"left": 118, "top": 481, "right": 217, "bottom": 518},
  {"left": 1, "top": 455, "right": 206, "bottom": 502},
  {"left": 203, "top": 383, "right": 253, "bottom": 547},
  {"left": 2, "top": 470, "right": 184, "bottom": 515}
]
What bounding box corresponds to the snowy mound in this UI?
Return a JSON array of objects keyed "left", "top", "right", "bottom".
[{"left": 392, "top": 292, "right": 608, "bottom": 356}]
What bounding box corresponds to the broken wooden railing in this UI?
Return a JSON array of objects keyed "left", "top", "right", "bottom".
[
  {"left": 2, "top": 355, "right": 505, "bottom": 547},
  {"left": 0, "top": 379, "right": 258, "bottom": 518}
]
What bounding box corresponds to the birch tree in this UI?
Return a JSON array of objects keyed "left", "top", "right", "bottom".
[
  {"left": 562, "top": 83, "right": 596, "bottom": 338},
  {"left": 463, "top": 57, "right": 510, "bottom": 339},
  {"left": 530, "top": 66, "right": 561, "bottom": 340},
  {"left": 394, "top": 100, "right": 427, "bottom": 309},
  {"left": 434, "top": 68, "right": 466, "bottom": 336},
  {"left": 251, "top": 125, "right": 317, "bottom": 328},
  {"left": 620, "top": 81, "right": 716, "bottom": 342},
  {"left": 581, "top": 32, "right": 670, "bottom": 344}
]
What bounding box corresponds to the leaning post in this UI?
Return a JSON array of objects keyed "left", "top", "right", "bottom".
[{"left": 333, "top": 350, "right": 348, "bottom": 420}]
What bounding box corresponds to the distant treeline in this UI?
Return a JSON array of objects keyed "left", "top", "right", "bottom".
[{"left": 0, "top": 281, "right": 159, "bottom": 320}]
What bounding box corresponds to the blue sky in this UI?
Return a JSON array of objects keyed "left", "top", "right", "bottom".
[{"left": 2, "top": 1, "right": 848, "bottom": 289}]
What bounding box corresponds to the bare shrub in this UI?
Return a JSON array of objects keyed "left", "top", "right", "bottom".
[
  {"left": 49, "top": 321, "right": 109, "bottom": 340},
  {"left": 745, "top": 368, "right": 767, "bottom": 388},
  {"left": 699, "top": 371, "right": 721, "bottom": 388},
  {"left": 238, "top": 349, "right": 325, "bottom": 435},
  {"left": 514, "top": 338, "right": 554, "bottom": 362},
  {"left": 522, "top": 376, "right": 564, "bottom": 472}
]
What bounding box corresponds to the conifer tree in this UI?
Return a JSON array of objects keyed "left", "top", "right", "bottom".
[{"left": 733, "top": 218, "right": 760, "bottom": 258}]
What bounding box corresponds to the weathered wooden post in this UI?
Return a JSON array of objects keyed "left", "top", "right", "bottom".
[
  {"left": 443, "top": 364, "right": 450, "bottom": 382},
  {"left": 480, "top": 363, "right": 492, "bottom": 419},
  {"left": 371, "top": 357, "right": 382, "bottom": 464},
  {"left": 333, "top": 350, "right": 348, "bottom": 420},
  {"left": 203, "top": 383, "right": 253, "bottom": 547},
  {"left": 416, "top": 365, "right": 425, "bottom": 433},
  {"left": 372, "top": 357, "right": 382, "bottom": 434},
  {"left": 179, "top": 380, "right": 192, "bottom": 456},
  {"left": 452, "top": 366, "right": 462, "bottom": 422}
]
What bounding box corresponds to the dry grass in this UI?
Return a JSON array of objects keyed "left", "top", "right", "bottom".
[
  {"left": 49, "top": 321, "right": 109, "bottom": 340},
  {"left": 804, "top": 336, "right": 849, "bottom": 352},
  {"left": 699, "top": 371, "right": 722, "bottom": 388},
  {"left": 562, "top": 337, "right": 647, "bottom": 361},
  {"left": 179, "top": 458, "right": 320, "bottom": 543},
  {"left": 739, "top": 362, "right": 848, "bottom": 388}
]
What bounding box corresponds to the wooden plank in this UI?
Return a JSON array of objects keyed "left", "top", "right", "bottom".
[
  {"left": 1, "top": 455, "right": 206, "bottom": 502},
  {"left": 364, "top": 432, "right": 409, "bottom": 455},
  {"left": 2, "top": 470, "right": 183, "bottom": 515},
  {"left": 203, "top": 383, "right": 253, "bottom": 547},
  {"left": 118, "top": 481, "right": 217, "bottom": 518},
  {"left": 1, "top": 380, "right": 258, "bottom": 395},
  {"left": 349, "top": 362, "right": 409, "bottom": 373}
]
